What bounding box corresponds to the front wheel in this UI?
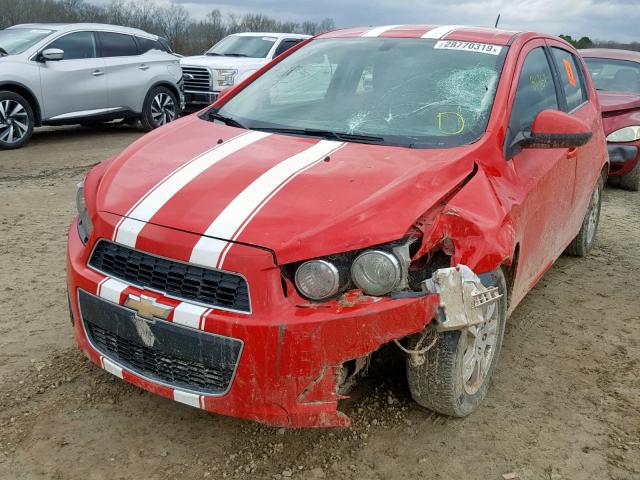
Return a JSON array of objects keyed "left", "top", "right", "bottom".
[
  {"left": 406, "top": 268, "right": 507, "bottom": 417},
  {"left": 0, "top": 91, "right": 34, "bottom": 149},
  {"left": 566, "top": 175, "right": 604, "bottom": 257},
  {"left": 140, "top": 86, "right": 179, "bottom": 131}
]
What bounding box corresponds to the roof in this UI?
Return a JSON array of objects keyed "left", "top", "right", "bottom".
[
  {"left": 580, "top": 48, "right": 640, "bottom": 63},
  {"left": 8, "top": 23, "right": 157, "bottom": 39},
  {"left": 318, "top": 24, "right": 522, "bottom": 45},
  {"left": 232, "top": 32, "right": 311, "bottom": 39}
]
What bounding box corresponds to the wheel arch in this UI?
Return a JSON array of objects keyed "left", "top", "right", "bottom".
[
  {"left": 0, "top": 82, "right": 42, "bottom": 126},
  {"left": 144, "top": 81, "right": 181, "bottom": 112}
]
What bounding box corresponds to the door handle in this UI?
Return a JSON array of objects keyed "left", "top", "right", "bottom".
[
  {"left": 567, "top": 147, "right": 578, "bottom": 159},
  {"left": 92, "top": 70, "right": 104, "bottom": 76},
  {"left": 139, "top": 64, "right": 150, "bottom": 71}
]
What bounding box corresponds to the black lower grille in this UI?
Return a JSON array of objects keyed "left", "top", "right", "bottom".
[
  {"left": 88, "top": 323, "right": 231, "bottom": 392},
  {"left": 89, "top": 240, "right": 250, "bottom": 312},
  {"left": 79, "top": 289, "right": 242, "bottom": 395}
]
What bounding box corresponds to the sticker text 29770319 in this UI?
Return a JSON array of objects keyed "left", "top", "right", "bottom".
[{"left": 434, "top": 41, "right": 503, "bottom": 56}]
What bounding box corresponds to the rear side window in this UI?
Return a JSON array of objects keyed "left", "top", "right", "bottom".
[
  {"left": 98, "top": 32, "right": 138, "bottom": 57},
  {"left": 509, "top": 47, "right": 559, "bottom": 139},
  {"left": 274, "top": 39, "right": 302, "bottom": 57},
  {"left": 551, "top": 48, "right": 587, "bottom": 111},
  {"left": 47, "top": 31, "right": 96, "bottom": 60},
  {"left": 136, "top": 36, "right": 166, "bottom": 54}
]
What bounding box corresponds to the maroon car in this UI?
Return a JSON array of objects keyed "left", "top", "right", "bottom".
[{"left": 582, "top": 49, "right": 640, "bottom": 191}]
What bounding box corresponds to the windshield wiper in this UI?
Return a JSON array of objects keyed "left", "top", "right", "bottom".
[
  {"left": 0, "top": 47, "right": 8, "bottom": 56},
  {"left": 254, "top": 127, "right": 385, "bottom": 145},
  {"left": 224, "top": 53, "right": 249, "bottom": 57},
  {"left": 207, "top": 111, "right": 247, "bottom": 129},
  {"left": 205, "top": 52, "right": 222, "bottom": 56}
]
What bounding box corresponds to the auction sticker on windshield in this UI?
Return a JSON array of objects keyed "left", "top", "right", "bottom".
[{"left": 434, "top": 41, "right": 503, "bottom": 56}]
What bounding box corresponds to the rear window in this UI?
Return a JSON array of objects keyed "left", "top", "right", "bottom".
[
  {"left": 551, "top": 48, "right": 588, "bottom": 111},
  {"left": 136, "top": 36, "right": 166, "bottom": 54},
  {"left": 98, "top": 32, "right": 138, "bottom": 57},
  {"left": 584, "top": 57, "right": 640, "bottom": 94}
]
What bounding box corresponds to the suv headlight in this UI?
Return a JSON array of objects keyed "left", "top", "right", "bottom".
[
  {"left": 76, "top": 181, "right": 93, "bottom": 244},
  {"left": 606, "top": 126, "right": 640, "bottom": 143},
  {"left": 351, "top": 250, "right": 403, "bottom": 296},
  {"left": 214, "top": 68, "right": 237, "bottom": 87}
]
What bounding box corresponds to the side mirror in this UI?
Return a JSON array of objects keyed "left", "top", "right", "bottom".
[
  {"left": 515, "top": 109, "right": 592, "bottom": 152},
  {"left": 41, "top": 48, "right": 64, "bottom": 61}
]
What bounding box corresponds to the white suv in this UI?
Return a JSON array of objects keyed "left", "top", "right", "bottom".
[
  {"left": 180, "top": 32, "right": 310, "bottom": 111},
  {"left": 0, "top": 23, "right": 184, "bottom": 149}
]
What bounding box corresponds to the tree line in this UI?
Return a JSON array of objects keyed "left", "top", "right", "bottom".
[
  {"left": 560, "top": 34, "right": 640, "bottom": 52},
  {"left": 0, "top": 0, "right": 336, "bottom": 55}
]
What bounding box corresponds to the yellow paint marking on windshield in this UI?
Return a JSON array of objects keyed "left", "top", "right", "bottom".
[{"left": 437, "top": 112, "right": 465, "bottom": 135}]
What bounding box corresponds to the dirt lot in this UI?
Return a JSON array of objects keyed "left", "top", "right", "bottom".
[{"left": 0, "top": 125, "right": 638, "bottom": 480}]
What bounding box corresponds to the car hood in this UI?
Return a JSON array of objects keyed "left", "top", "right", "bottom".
[
  {"left": 597, "top": 90, "right": 640, "bottom": 113},
  {"left": 97, "top": 116, "right": 476, "bottom": 264},
  {"left": 180, "top": 55, "right": 266, "bottom": 70}
]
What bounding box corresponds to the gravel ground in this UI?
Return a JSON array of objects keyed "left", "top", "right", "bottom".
[{"left": 0, "top": 125, "right": 638, "bottom": 480}]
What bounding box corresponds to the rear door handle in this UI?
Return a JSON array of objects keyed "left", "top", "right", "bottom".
[
  {"left": 92, "top": 70, "right": 104, "bottom": 76},
  {"left": 139, "top": 64, "right": 150, "bottom": 71},
  {"left": 567, "top": 147, "right": 578, "bottom": 159}
]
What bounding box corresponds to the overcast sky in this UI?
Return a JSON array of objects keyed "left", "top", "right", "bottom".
[{"left": 104, "top": 0, "right": 640, "bottom": 43}]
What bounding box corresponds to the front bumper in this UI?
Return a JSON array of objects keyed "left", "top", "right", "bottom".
[
  {"left": 184, "top": 91, "right": 219, "bottom": 111},
  {"left": 607, "top": 142, "right": 640, "bottom": 176},
  {"left": 67, "top": 215, "right": 438, "bottom": 427}
]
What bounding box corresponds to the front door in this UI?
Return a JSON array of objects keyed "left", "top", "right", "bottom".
[
  {"left": 505, "top": 42, "right": 578, "bottom": 300},
  {"left": 38, "top": 31, "right": 107, "bottom": 120}
]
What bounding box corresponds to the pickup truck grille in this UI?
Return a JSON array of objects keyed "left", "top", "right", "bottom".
[
  {"left": 182, "top": 66, "right": 211, "bottom": 92},
  {"left": 89, "top": 240, "right": 250, "bottom": 313}
]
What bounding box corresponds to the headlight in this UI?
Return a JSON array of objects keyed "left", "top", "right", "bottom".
[
  {"left": 214, "top": 68, "right": 237, "bottom": 87},
  {"left": 351, "top": 250, "right": 402, "bottom": 296},
  {"left": 295, "top": 259, "right": 341, "bottom": 301},
  {"left": 76, "top": 181, "right": 93, "bottom": 244},
  {"left": 606, "top": 126, "right": 640, "bottom": 143}
]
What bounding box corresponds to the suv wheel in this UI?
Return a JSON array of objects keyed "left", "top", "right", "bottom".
[
  {"left": 140, "top": 86, "right": 178, "bottom": 131},
  {"left": 0, "top": 92, "right": 34, "bottom": 149}
]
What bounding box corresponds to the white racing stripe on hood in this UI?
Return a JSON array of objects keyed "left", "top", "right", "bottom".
[
  {"left": 113, "top": 130, "right": 271, "bottom": 247},
  {"left": 361, "top": 25, "right": 402, "bottom": 37},
  {"left": 421, "top": 25, "right": 463, "bottom": 39},
  {"left": 190, "top": 140, "right": 345, "bottom": 269}
]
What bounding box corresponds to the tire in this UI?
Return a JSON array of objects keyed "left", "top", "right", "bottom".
[
  {"left": 406, "top": 268, "right": 507, "bottom": 417},
  {"left": 0, "top": 91, "right": 34, "bottom": 149},
  {"left": 619, "top": 161, "right": 640, "bottom": 192},
  {"left": 140, "top": 86, "right": 179, "bottom": 131},
  {"left": 566, "top": 175, "right": 604, "bottom": 257}
]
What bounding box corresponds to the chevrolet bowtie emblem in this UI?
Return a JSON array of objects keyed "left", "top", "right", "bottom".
[{"left": 124, "top": 294, "right": 172, "bottom": 321}]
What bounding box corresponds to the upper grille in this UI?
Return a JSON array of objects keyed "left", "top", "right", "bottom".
[
  {"left": 182, "top": 66, "right": 211, "bottom": 92},
  {"left": 89, "top": 240, "right": 250, "bottom": 312}
]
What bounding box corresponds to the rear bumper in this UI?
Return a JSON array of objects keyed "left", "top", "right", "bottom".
[
  {"left": 607, "top": 142, "right": 640, "bottom": 176},
  {"left": 67, "top": 218, "right": 439, "bottom": 427}
]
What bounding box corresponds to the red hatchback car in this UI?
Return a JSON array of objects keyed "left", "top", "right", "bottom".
[
  {"left": 582, "top": 48, "right": 640, "bottom": 190},
  {"left": 67, "top": 25, "right": 608, "bottom": 427}
]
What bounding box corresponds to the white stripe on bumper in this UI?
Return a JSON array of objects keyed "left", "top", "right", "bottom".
[
  {"left": 101, "top": 356, "right": 124, "bottom": 379},
  {"left": 113, "top": 130, "right": 270, "bottom": 247},
  {"left": 172, "top": 303, "right": 209, "bottom": 329},
  {"left": 97, "top": 278, "right": 128, "bottom": 304},
  {"left": 174, "top": 389, "right": 202, "bottom": 408}
]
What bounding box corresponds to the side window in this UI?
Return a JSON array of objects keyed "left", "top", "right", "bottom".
[
  {"left": 46, "top": 31, "right": 96, "bottom": 60},
  {"left": 274, "top": 39, "right": 301, "bottom": 58},
  {"left": 136, "top": 36, "right": 166, "bottom": 54},
  {"left": 509, "top": 47, "right": 559, "bottom": 140},
  {"left": 551, "top": 48, "right": 588, "bottom": 111},
  {"left": 98, "top": 32, "right": 138, "bottom": 57}
]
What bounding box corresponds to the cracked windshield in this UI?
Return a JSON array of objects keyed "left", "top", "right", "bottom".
[{"left": 216, "top": 38, "right": 508, "bottom": 148}]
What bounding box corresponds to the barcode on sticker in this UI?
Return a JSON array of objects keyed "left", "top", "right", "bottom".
[{"left": 434, "top": 41, "right": 503, "bottom": 56}]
